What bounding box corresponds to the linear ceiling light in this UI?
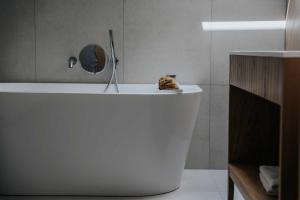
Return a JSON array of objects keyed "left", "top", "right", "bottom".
[{"left": 202, "top": 21, "right": 286, "bottom": 31}]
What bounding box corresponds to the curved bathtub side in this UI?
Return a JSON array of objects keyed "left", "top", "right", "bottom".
[{"left": 0, "top": 91, "right": 201, "bottom": 196}]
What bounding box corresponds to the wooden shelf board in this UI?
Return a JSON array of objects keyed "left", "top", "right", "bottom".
[{"left": 229, "top": 164, "right": 278, "bottom": 200}]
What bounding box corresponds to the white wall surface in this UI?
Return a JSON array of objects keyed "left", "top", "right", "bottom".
[{"left": 0, "top": 0, "right": 286, "bottom": 169}]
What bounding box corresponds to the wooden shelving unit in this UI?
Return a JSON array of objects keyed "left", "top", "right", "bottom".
[
  {"left": 229, "top": 164, "right": 276, "bottom": 200},
  {"left": 228, "top": 52, "right": 300, "bottom": 200}
]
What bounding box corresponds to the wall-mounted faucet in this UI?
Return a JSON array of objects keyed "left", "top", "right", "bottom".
[
  {"left": 71, "top": 30, "right": 119, "bottom": 93},
  {"left": 68, "top": 57, "right": 77, "bottom": 68}
]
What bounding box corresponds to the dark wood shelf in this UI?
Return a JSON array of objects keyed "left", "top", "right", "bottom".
[
  {"left": 228, "top": 55, "right": 300, "bottom": 200},
  {"left": 229, "top": 164, "right": 277, "bottom": 200}
]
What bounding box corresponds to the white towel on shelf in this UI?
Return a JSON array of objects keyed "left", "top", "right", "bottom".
[
  {"left": 259, "top": 166, "right": 279, "bottom": 187},
  {"left": 259, "top": 173, "right": 278, "bottom": 196}
]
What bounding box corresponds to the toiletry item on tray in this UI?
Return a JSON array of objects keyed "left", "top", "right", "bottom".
[
  {"left": 159, "top": 75, "right": 183, "bottom": 93},
  {"left": 259, "top": 166, "right": 279, "bottom": 196}
]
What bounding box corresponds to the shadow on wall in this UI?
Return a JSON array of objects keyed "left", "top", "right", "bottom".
[{"left": 0, "top": 0, "right": 36, "bottom": 81}]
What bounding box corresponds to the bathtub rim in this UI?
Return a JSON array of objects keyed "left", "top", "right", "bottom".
[{"left": 0, "top": 83, "right": 202, "bottom": 95}]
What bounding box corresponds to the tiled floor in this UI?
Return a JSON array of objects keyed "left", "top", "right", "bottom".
[{"left": 0, "top": 170, "right": 228, "bottom": 200}]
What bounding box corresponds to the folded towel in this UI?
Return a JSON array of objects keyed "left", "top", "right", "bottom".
[
  {"left": 259, "top": 173, "right": 278, "bottom": 196},
  {"left": 259, "top": 166, "right": 279, "bottom": 188},
  {"left": 260, "top": 172, "right": 279, "bottom": 190}
]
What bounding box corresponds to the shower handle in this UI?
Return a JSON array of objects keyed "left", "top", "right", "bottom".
[
  {"left": 68, "top": 56, "right": 77, "bottom": 68},
  {"left": 105, "top": 30, "right": 119, "bottom": 93}
]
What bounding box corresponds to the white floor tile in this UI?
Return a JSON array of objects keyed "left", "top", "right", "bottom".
[
  {"left": 0, "top": 170, "right": 227, "bottom": 200},
  {"left": 218, "top": 191, "right": 227, "bottom": 200},
  {"left": 210, "top": 170, "right": 228, "bottom": 193}
]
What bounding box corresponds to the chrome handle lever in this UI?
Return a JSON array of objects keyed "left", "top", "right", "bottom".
[{"left": 68, "top": 57, "right": 77, "bottom": 68}]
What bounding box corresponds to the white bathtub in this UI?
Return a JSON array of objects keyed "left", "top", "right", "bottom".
[{"left": 0, "top": 83, "right": 202, "bottom": 196}]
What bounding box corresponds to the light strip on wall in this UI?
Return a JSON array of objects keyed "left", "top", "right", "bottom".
[{"left": 202, "top": 21, "right": 286, "bottom": 31}]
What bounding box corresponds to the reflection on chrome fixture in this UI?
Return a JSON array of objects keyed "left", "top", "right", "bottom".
[{"left": 202, "top": 21, "right": 286, "bottom": 31}]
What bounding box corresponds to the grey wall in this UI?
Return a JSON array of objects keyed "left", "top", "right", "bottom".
[{"left": 0, "top": 0, "right": 286, "bottom": 169}]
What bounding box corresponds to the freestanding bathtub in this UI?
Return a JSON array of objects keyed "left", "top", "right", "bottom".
[{"left": 0, "top": 83, "right": 202, "bottom": 196}]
